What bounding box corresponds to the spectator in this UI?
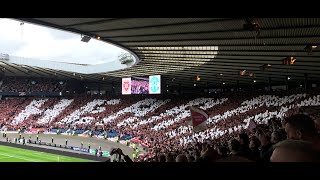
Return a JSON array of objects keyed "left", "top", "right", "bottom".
[
  {"left": 228, "top": 139, "right": 241, "bottom": 156},
  {"left": 249, "top": 136, "right": 261, "bottom": 162},
  {"left": 165, "top": 153, "right": 174, "bottom": 162},
  {"left": 270, "top": 139, "right": 320, "bottom": 162},
  {"left": 217, "top": 146, "right": 228, "bottom": 158},
  {"left": 176, "top": 154, "right": 188, "bottom": 162},
  {"left": 187, "top": 155, "right": 195, "bottom": 162},
  {"left": 238, "top": 133, "right": 252, "bottom": 159},
  {"left": 284, "top": 114, "right": 318, "bottom": 142}
]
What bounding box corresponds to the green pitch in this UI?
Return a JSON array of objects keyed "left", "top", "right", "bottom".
[{"left": 0, "top": 145, "right": 93, "bottom": 162}]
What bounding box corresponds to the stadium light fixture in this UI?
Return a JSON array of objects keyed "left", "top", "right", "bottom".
[
  {"left": 81, "top": 35, "right": 91, "bottom": 43},
  {"left": 194, "top": 75, "right": 201, "bottom": 81},
  {"left": 304, "top": 45, "right": 318, "bottom": 55},
  {"left": 253, "top": 80, "right": 256, "bottom": 83},
  {"left": 283, "top": 56, "right": 296, "bottom": 65},
  {"left": 243, "top": 19, "right": 261, "bottom": 38},
  {"left": 239, "top": 70, "right": 246, "bottom": 76}
]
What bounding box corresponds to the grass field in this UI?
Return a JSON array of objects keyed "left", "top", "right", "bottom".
[{"left": 0, "top": 145, "right": 93, "bottom": 162}]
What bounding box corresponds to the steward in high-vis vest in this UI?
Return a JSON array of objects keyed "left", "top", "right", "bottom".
[
  {"left": 126, "top": 139, "right": 130, "bottom": 146},
  {"left": 104, "top": 133, "right": 107, "bottom": 140},
  {"left": 132, "top": 144, "right": 136, "bottom": 149},
  {"left": 89, "top": 131, "right": 92, "bottom": 137},
  {"left": 81, "top": 141, "right": 84, "bottom": 148},
  {"left": 72, "top": 130, "right": 75, "bottom": 136},
  {"left": 135, "top": 149, "right": 139, "bottom": 154},
  {"left": 132, "top": 153, "right": 136, "bottom": 159},
  {"left": 36, "top": 135, "right": 39, "bottom": 141},
  {"left": 116, "top": 136, "right": 119, "bottom": 143},
  {"left": 51, "top": 137, "right": 54, "bottom": 143},
  {"left": 65, "top": 138, "right": 68, "bottom": 146},
  {"left": 57, "top": 129, "right": 60, "bottom": 135},
  {"left": 88, "top": 143, "right": 91, "bottom": 149},
  {"left": 19, "top": 132, "right": 22, "bottom": 139}
]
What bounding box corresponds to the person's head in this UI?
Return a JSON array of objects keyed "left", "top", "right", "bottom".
[
  {"left": 158, "top": 154, "right": 166, "bottom": 162},
  {"left": 284, "top": 114, "right": 317, "bottom": 141},
  {"left": 217, "top": 146, "right": 228, "bottom": 157},
  {"left": 176, "top": 154, "right": 188, "bottom": 162},
  {"left": 238, "top": 133, "right": 249, "bottom": 146},
  {"left": 187, "top": 155, "right": 195, "bottom": 162},
  {"left": 165, "top": 153, "right": 174, "bottom": 162},
  {"left": 228, "top": 139, "right": 240, "bottom": 152},
  {"left": 270, "top": 139, "right": 320, "bottom": 162},
  {"left": 271, "top": 130, "right": 284, "bottom": 144},
  {"left": 314, "top": 118, "right": 320, "bottom": 132},
  {"left": 249, "top": 136, "right": 261, "bottom": 150}
]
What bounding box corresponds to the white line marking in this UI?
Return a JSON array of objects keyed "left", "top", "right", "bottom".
[{"left": 0, "top": 152, "right": 41, "bottom": 162}]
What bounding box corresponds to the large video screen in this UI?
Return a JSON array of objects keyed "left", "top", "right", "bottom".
[
  {"left": 149, "top": 75, "right": 161, "bottom": 94},
  {"left": 122, "top": 75, "right": 161, "bottom": 95},
  {"left": 131, "top": 77, "right": 149, "bottom": 94}
]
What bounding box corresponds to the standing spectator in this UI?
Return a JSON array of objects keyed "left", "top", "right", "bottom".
[
  {"left": 249, "top": 136, "right": 261, "bottom": 162},
  {"left": 257, "top": 132, "right": 273, "bottom": 163},
  {"left": 176, "top": 154, "right": 188, "bottom": 162},
  {"left": 238, "top": 133, "right": 252, "bottom": 159},
  {"left": 284, "top": 114, "right": 318, "bottom": 142},
  {"left": 271, "top": 139, "right": 320, "bottom": 162},
  {"left": 228, "top": 139, "right": 241, "bottom": 157}
]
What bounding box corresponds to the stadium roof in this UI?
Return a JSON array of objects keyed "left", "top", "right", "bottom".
[{"left": 7, "top": 18, "right": 320, "bottom": 86}]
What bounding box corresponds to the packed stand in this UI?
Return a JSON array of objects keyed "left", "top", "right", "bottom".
[
  {"left": 0, "top": 77, "right": 66, "bottom": 92},
  {"left": 0, "top": 91, "right": 319, "bottom": 162}
]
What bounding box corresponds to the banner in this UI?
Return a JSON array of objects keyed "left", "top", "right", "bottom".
[
  {"left": 130, "top": 137, "right": 142, "bottom": 144},
  {"left": 190, "top": 106, "right": 208, "bottom": 133},
  {"left": 29, "top": 128, "right": 47, "bottom": 134},
  {"left": 122, "top": 78, "right": 131, "bottom": 95},
  {"left": 102, "top": 151, "right": 110, "bottom": 157}
]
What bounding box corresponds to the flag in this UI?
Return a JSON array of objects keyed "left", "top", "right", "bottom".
[
  {"left": 247, "top": 119, "right": 257, "bottom": 132},
  {"left": 189, "top": 106, "right": 208, "bottom": 133}
]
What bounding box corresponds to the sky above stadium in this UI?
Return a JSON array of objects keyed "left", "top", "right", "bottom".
[{"left": 0, "top": 18, "right": 128, "bottom": 65}]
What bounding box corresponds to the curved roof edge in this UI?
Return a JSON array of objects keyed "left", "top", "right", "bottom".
[
  {"left": 7, "top": 55, "right": 136, "bottom": 74},
  {"left": 12, "top": 18, "right": 140, "bottom": 74}
]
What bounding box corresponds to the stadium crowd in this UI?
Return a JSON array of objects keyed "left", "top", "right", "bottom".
[
  {"left": 0, "top": 77, "right": 66, "bottom": 92},
  {"left": 0, "top": 88, "right": 320, "bottom": 162}
]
